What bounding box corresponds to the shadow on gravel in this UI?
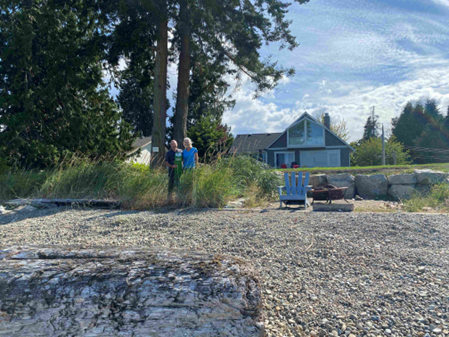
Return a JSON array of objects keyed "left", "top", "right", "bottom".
[
  {"left": 0, "top": 206, "right": 71, "bottom": 225},
  {"left": 0, "top": 205, "right": 130, "bottom": 225}
]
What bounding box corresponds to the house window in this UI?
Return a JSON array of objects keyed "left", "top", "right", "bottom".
[
  {"left": 288, "top": 120, "right": 305, "bottom": 145},
  {"left": 288, "top": 119, "right": 324, "bottom": 147},
  {"left": 300, "top": 150, "right": 341, "bottom": 168},
  {"left": 275, "top": 152, "right": 295, "bottom": 168}
]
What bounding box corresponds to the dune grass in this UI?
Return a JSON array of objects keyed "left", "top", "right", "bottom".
[
  {"left": 403, "top": 183, "right": 449, "bottom": 212},
  {"left": 0, "top": 156, "right": 281, "bottom": 209}
]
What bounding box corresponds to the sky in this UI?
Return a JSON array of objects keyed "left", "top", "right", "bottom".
[
  {"left": 220, "top": 0, "right": 449, "bottom": 141},
  {"left": 109, "top": 0, "right": 449, "bottom": 142}
]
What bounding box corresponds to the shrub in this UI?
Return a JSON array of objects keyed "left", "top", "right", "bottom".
[{"left": 404, "top": 183, "right": 449, "bottom": 212}]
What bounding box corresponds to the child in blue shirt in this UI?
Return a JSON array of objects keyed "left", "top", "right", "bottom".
[{"left": 182, "top": 137, "right": 198, "bottom": 169}]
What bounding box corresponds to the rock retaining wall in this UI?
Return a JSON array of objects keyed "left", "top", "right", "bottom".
[
  {"left": 0, "top": 246, "right": 264, "bottom": 337},
  {"left": 290, "top": 169, "right": 449, "bottom": 200}
]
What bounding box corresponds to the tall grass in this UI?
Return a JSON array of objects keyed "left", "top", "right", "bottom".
[
  {"left": 404, "top": 183, "right": 449, "bottom": 212},
  {"left": 0, "top": 155, "right": 281, "bottom": 209}
]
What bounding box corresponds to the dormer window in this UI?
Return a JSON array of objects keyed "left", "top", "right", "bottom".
[{"left": 288, "top": 119, "right": 324, "bottom": 147}]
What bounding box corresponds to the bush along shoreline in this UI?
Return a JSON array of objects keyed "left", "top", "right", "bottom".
[{"left": 0, "top": 156, "right": 281, "bottom": 210}]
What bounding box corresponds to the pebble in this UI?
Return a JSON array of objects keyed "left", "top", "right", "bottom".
[{"left": 1, "top": 209, "right": 449, "bottom": 337}]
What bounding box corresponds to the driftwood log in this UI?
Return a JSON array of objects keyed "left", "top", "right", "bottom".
[{"left": 0, "top": 246, "right": 264, "bottom": 336}]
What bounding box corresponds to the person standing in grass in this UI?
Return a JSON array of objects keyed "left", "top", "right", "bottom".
[
  {"left": 182, "top": 137, "right": 198, "bottom": 169},
  {"left": 165, "top": 140, "right": 179, "bottom": 196}
]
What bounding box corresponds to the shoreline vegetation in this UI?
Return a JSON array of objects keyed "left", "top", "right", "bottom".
[
  {"left": 0, "top": 156, "right": 280, "bottom": 210},
  {"left": 1, "top": 156, "right": 448, "bottom": 212}
]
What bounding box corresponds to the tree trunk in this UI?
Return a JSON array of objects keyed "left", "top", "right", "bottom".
[
  {"left": 173, "top": 1, "right": 190, "bottom": 148},
  {"left": 151, "top": 13, "right": 168, "bottom": 167}
]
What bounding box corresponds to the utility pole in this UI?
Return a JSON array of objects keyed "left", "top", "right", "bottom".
[
  {"left": 381, "top": 124, "right": 386, "bottom": 166},
  {"left": 393, "top": 151, "right": 396, "bottom": 165}
]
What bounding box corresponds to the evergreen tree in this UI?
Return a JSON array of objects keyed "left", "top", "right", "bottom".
[
  {"left": 414, "top": 125, "right": 449, "bottom": 163},
  {"left": 392, "top": 102, "right": 426, "bottom": 147},
  {"left": 444, "top": 106, "right": 449, "bottom": 131},
  {"left": 117, "top": 67, "right": 154, "bottom": 137},
  {"left": 424, "top": 99, "right": 443, "bottom": 121},
  {"left": 171, "top": 0, "right": 311, "bottom": 150},
  {"left": 362, "top": 114, "right": 379, "bottom": 141},
  {"left": 0, "top": 0, "right": 134, "bottom": 168},
  {"left": 187, "top": 117, "right": 234, "bottom": 161}
]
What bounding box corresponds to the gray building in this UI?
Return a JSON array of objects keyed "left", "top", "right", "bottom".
[{"left": 231, "top": 112, "right": 355, "bottom": 168}]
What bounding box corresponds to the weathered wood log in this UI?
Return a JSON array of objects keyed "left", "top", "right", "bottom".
[
  {"left": 4, "top": 199, "right": 121, "bottom": 209},
  {"left": 0, "top": 246, "right": 264, "bottom": 336}
]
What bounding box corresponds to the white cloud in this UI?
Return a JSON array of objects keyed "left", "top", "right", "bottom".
[{"left": 224, "top": 64, "right": 449, "bottom": 141}]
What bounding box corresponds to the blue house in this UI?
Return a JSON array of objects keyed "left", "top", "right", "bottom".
[{"left": 231, "top": 112, "right": 355, "bottom": 168}]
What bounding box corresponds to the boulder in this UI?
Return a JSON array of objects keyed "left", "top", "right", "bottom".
[
  {"left": 416, "top": 184, "right": 431, "bottom": 195},
  {"left": 308, "top": 174, "right": 327, "bottom": 188},
  {"left": 388, "top": 174, "right": 417, "bottom": 185},
  {"left": 355, "top": 174, "right": 388, "bottom": 199},
  {"left": 327, "top": 173, "right": 355, "bottom": 199},
  {"left": 0, "top": 246, "right": 264, "bottom": 337},
  {"left": 388, "top": 185, "right": 416, "bottom": 200},
  {"left": 415, "top": 169, "right": 449, "bottom": 185}
]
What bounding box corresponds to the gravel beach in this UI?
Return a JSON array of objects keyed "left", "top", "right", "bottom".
[{"left": 1, "top": 207, "right": 449, "bottom": 337}]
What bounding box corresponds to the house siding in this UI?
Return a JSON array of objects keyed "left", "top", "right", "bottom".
[
  {"left": 264, "top": 115, "right": 353, "bottom": 168},
  {"left": 267, "top": 147, "right": 351, "bottom": 168},
  {"left": 325, "top": 130, "right": 346, "bottom": 147},
  {"left": 267, "top": 151, "right": 275, "bottom": 167},
  {"left": 270, "top": 132, "right": 287, "bottom": 148},
  {"left": 340, "top": 148, "right": 350, "bottom": 167}
]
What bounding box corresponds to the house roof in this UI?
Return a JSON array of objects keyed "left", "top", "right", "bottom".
[
  {"left": 128, "top": 136, "right": 152, "bottom": 155},
  {"left": 230, "top": 133, "right": 282, "bottom": 153},
  {"left": 266, "top": 112, "right": 355, "bottom": 152},
  {"left": 132, "top": 136, "right": 152, "bottom": 149}
]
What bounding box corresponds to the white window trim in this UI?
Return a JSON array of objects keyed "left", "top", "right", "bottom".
[
  {"left": 274, "top": 151, "right": 296, "bottom": 168},
  {"left": 287, "top": 118, "right": 325, "bottom": 148}
]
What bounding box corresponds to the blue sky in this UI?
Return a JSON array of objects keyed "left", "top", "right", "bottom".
[
  {"left": 109, "top": 0, "right": 449, "bottom": 142},
  {"left": 222, "top": 0, "right": 449, "bottom": 141}
]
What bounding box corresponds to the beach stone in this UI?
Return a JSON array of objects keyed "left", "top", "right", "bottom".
[
  {"left": 327, "top": 173, "right": 355, "bottom": 198},
  {"left": 0, "top": 246, "right": 263, "bottom": 337},
  {"left": 388, "top": 185, "right": 417, "bottom": 200},
  {"left": 415, "top": 169, "right": 449, "bottom": 185},
  {"left": 355, "top": 174, "right": 388, "bottom": 199},
  {"left": 388, "top": 174, "right": 417, "bottom": 185},
  {"left": 309, "top": 175, "right": 327, "bottom": 188}
]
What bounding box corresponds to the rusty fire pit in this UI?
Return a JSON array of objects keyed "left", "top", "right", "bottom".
[{"left": 311, "top": 184, "right": 349, "bottom": 204}]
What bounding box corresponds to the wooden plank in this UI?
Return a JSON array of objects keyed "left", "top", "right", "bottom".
[
  {"left": 297, "top": 172, "right": 303, "bottom": 196},
  {"left": 290, "top": 172, "right": 296, "bottom": 195},
  {"left": 303, "top": 172, "right": 310, "bottom": 196},
  {"left": 313, "top": 203, "right": 354, "bottom": 212},
  {"left": 284, "top": 172, "right": 291, "bottom": 195}
]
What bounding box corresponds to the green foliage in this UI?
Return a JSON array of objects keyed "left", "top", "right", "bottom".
[
  {"left": 0, "top": 169, "right": 50, "bottom": 200},
  {"left": 1, "top": 156, "right": 281, "bottom": 208},
  {"left": 414, "top": 126, "right": 449, "bottom": 163},
  {"left": 391, "top": 99, "right": 449, "bottom": 164},
  {"left": 218, "top": 156, "right": 282, "bottom": 196},
  {"left": 404, "top": 183, "right": 449, "bottom": 212},
  {"left": 0, "top": 157, "right": 10, "bottom": 175},
  {"left": 117, "top": 70, "right": 154, "bottom": 137},
  {"left": 351, "top": 136, "right": 411, "bottom": 167},
  {"left": 0, "top": 0, "right": 134, "bottom": 168},
  {"left": 362, "top": 114, "right": 379, "bottom": 141},
  {"left": 187, "top": 117, "right": 234, "bottom": 161}
]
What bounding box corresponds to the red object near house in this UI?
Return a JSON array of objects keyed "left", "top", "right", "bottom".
[
  {"left": 293, "top": 165, "right": 299, "bottom": 169},
  {"left": 281, "top": 164, "right": 287, "bottom": 169}
]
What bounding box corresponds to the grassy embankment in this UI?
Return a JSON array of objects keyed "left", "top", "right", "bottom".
[{"left": 0, "top": 156, "right": 280, "bottom": 209}]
